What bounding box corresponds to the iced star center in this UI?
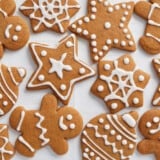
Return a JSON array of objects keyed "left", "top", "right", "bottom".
[{"left": 49, "top": 53, "right": 72, "bottom": 79}]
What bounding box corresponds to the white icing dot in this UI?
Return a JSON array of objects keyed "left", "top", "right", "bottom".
[
  {"left": 78, "top": 20, "right": 83, "bottom": 25},
  {"left": 138, "top": 75, "right": 145, "bottom": 82},
  {"left": 104, "top": 22, "right": 111, "bottom": 29},
  {"left": 84, "top": 17, "right": 90, "bottom": 23},
  {"left": 123, "top": 28, "right": 128, "bottom": 33},
  {"left": 94, "top": 55, "right": 99, "bottom": 61},
  {"left": 72, "top": 24, "right": 76, "bottom": 29},
  {"left": 103, "top": 45, "right": 108, "bottom": 51},
  {"left": 116, "top": 135, "right": 122, "bottom": 141},
  {"left": 122, "top": 3, "right": 126, "bottom": 8},
  {"left": 90, "top": 14, "right": 96, "bottom": 20},
  {"left": 3, "top": 101, "right": 8, "bottom": 106},
  {"left": 133, "top": 98, "right": 139, "bottom": 104},
  {"left": 97, "top": 85, "right": 104, "bottom": 92},
  {"left": 124, "top": 11, "right": 129, "bottom": 16},
  {"left": 127, "top": 5, "right": 131, "bottom": 9},
  {"left": 108, "top": 7, "right": 113, "bottom": 12},
  {"left": 91, "top": 34, "right": 96, "bottom": 40},
  {"left": 60, "top": 84, "right": 67, "bottom": 91},
  {"left": 91, "top": 41, "right": 97, "bottom": 46},
  {"left": 16, "top": 25, "right": 22, "bottom": 31},
  {"left": 114, "top": 39, "right": 119, "bottom": 44},
  {"left": 126, "top": 34, "right": 131, "bottom": 39},
  {"left": 77, "top": 28, "right": 82, "bottom": 33},
  {"left": 121, "top": 41, "right": 126, "bottom": 46},
  {"left": 0, "top": 94, "right": 3, "bottom": 99},
  {"left": 104, "top": 1, "right": 109, "bottom": 6},
  {"left": 96, "top": 157, "right": 100, "bottom": 160},
  {"left": 79, "top": 68, "right": 86, "bottom": 74},
  {"left": 91, "top": 1, "right": 96, "bottom": 6},
  {"left": 99, "top": 118, "right": 104, "bottom": 124},
  {"left": 38, "top": 74, "right": 45, "bottom": 81},
  {"left": 104, "top": 64, "right": 111, "bottom": 70},
  {"left": 12, "top": 35, "right": 18, "bottom": 41},
  {"left": 111, "top": 103, "right": 118, "bottom": 109},
  {"left": 104, "top": 124, "right": 110, "bottom": 130},
  {"left": 70, "top": 123, "right": 76, "bottom": 129},
  {"left": 85, "top": 148, "right": 89, "bottom": 152},
  {"left": 146, "top": 122, "right": 152, "bottom": 128},
  {"left": 115, "top": 5, "right": 120, "bottom": 10},
  {"left": 110, "top": 130, "right": 116, "bottom": 135},
  {"left": 106, "top": 39, "right": 112, "bottom": 45},
  {"left": 123, "top": 57, "right": 130, "bottom": 64},
  {"left": 98, "top": 51, "right": 103, "bottom": 56},
  {"left": 121, "top": 17, "right": 126, "bottom": 22},
  {"left": 83, "top": 30, "right": 89, "bottom": 35},
  {"left": 122, "top": 139, "right": 127, "bottom": 145},
  {"left": 67, "top": 114, "right": 73, "bottom": 120},
  {"left": 92, "top": 7, "right": 97, "bottom": 12},
  {"left": 129, "top": 144, "right": 134, "bottom": 149},
  {"left": 66, "top": 41, "right": 74, "bottom": 48},
  {"left": 153, "top": 117, "right": 160, "bottom": 123},
  {"left": 129, "top": 41, "right": 134, "bottom": 46},
  {"left": 93, "top": 48, "right": 98, "bottom": 53},
  {"left": 41, "top": 50, "right": 47, "bottom": 56},
  {"left": 119, "top": 23, "right": 124, "bottom": 28},
  {"left": 90, "top": 152, "right": 95, "bottom": 156}
]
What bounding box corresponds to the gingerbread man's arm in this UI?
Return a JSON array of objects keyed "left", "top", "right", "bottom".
[
  {"left": 138, "top": 139, "right": 160, "bottom": 160},
  {"left": 135, "top": 1, "right": 151, "bottom": 20}
]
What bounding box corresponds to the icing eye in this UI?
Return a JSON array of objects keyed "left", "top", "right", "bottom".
[
  {"left": 12, "top": 35, "right": 18, "bottom": 41},
  {"left": 70, "top": 123, "right": 75, "bottom": 129},
  {"left": 66, "top": 114, "right": 73, "bottom": 121},
  {"left": 15, "top": 25, "right": 22, "bottom": 32},
  {"left": 153, "top": 117, "right": 160, "bottom": 123},
  {"left": 146, "top": 122, "right": 152, "bottom": 128}
]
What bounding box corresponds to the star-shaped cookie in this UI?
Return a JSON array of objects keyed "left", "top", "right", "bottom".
[
  {"left": 27, "top": 34, "right": 95, "bottom": 104},
  {"left": 69, "top": 0, "right": 136, "bottom": 62},
  {"left": 152, "top": 58, "right": 160, "bottom": 106},
  {"left": 91, "top": 54, "right": 150, "bottom": 113}
]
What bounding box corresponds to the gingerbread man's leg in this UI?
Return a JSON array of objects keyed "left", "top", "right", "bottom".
[{"left": 138, "top": 139, "right": 160, "bottom": 160}]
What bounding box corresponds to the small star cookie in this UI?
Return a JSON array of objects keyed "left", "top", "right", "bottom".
[
  {"left": 91, "top": 54, "right": 150, "bottom": 113},
  {"left": 69, "top": 0, "right": 136, "bottom": 62},
  {"left": 27, "top": 34, "right": 95, "bottom": 104},
  {"left": 20, "top": 0, "right": 80, "bottom": 33}
]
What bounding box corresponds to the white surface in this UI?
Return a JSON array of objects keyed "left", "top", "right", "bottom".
[{"left": 1, "top": 0, "right": 157, "bottom": 159}]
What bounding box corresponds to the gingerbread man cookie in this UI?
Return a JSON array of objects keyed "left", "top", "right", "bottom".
[
  {"left": 27, "top": 34, "right": 95, "bottom": 104},
  {"left": 0, "top": 124, "right": 15, "bottom": 160},
  {"left": 0, "top": 0, "right": 30, "bottom": 58},
  {"left": 135, "top": 0, "right": 160, "bottom": 54},
  {"left": 9, "top": 94, "right": 83, "bottom": 157},
  {"left": 69, "top": 0, "right": 136, "bottom": 62},
  {"left": 81, "top": 111, "right": 138, "bottom": 160},
  {"left": 91, "top": 54, "right": 150, "bottom": 113},
  {"left": 0, "top": 64, "right": 26, "bottom": 116},
  {"left": 138, "top": 109, "right": 160, "bottom": 160},
  {"left": 20, "top": 0, "right": 80, "bottom": 33}
]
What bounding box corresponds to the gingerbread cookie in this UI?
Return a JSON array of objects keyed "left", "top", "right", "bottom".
[
  {"left": 0, "top": 124, "right": 15, "bottom": 160},
  {"left": 135, "top": 0, "right": 160, "bottom": 54},
  {"left": 91, "top": 54, "right": 150, "bottom": 113},
  {"left": 81, "top": 111, "right": 138, "bottom": 160},
  {"left": 69, "top": 0, "right": 136, "bottom": 62},
  {"left": 20, "top": 0, "right": 80, "bottom": 33},
  {"left": 0, "top": 0, "right": 30, "bottom": 58},
  {"left": 27, "top": 34, "right": 95, "bottom": 104},
  {"left": 0, "top": 64, "right": 26, "bottom": 116},
  {"left": 9, "top": 94, "right": 83, "bottom": 157},
  {"left": 138, "top": 109, "right": 160, "bottom": 160}
]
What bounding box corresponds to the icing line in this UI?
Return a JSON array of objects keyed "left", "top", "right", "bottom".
[
  {"left": 8, "top": 68, "right": 19, "bottom": 86},
  {"left": 16, "top": 111, "right": 25, "bottom": 131}
]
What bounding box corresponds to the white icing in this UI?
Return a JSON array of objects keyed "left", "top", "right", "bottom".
[
  {"left": 121, "top": 41, "right": 126, "bottom": 46},
  {"left": 69, "top": 123, "right": 75, "bottom": 129},
  {"left": 111, "top": 103, "right": 118, "bottom": 109},
  {"left": 146, "top": 122, "right": 152, "bottom": 128},
  {"left": 154, "top": 58, "right": 160, "bottom": 65},
  {"left": 133, "top": 98, "right": 139, "bottom": 104},
  {"left": 41, "top": 50, "right": 47, "bottom": 56},
  {"left": 8, "top": 68, "right": 19, "bottom": 86},
  {"left": 104, "top": 64, "right": 111, "bottom": 70},
  {"left": 18, "top": 68, "right": 26, "bottom": 78},
  {"left": 129, "top": 144, "right": 134, "bottom": 149},
  {"left": 97, "top": 85, "right": 104, "bottom": 92},
  {"left": 0, "top": 109, "right": 4, "bottom": 116},
  {"left": 116, "top": 135, "right": 122, "bottom": 141},
  {"left": 122, "top": 114, "right": 136, "bottom": 128},
  {"left": 66, "top": 41, "right": 74, "bottom": 48},
  {"left": 138, "top": 75, "right": 145, "bottom": 82},
  {"left": 122, "top": 139, "right": 127, "bottom": 145},
  {"left": 5, "top": 24, "right": 13, "bottom": 38},
  {"left": 114, "top": 39, "right": 119, "bottom": 44},
  {"left": 35, "top": 112, "right": 50, "bottom": 146},
  {"left": 12, "top": 35, "right": 18, "bottom": 41},
  {"left": 66, "top": 114, "right": 73, "bottom": 120},
  {"left": 79, "top": 68, "right": 86, "bottom": 75},
  {"left": 123, "top": 57, "right": 130, "bottom": 64},
  {"left": 104, "top": 22, "right": 111, "bottom": 29},
  {"left": 153, "top": 97, "right": 160, "bottom": 105},
  {"left": 59, "top": 116, "right": 68, "bottom": 130},
  {"left": 149, "top": 123, "right": 160, "bottom": 134},
  {"left": 20, "top": 0, "right": 80, "bottom": 32},
  {"left": 2, "top": 101, "right": 8, "bottom": 106},
  {"left": 60, "top": 84, "right": 66, "bottom": 91},
  {"left": 16, "top": 25, "right": 22, "bottom": 32},
  {"left": 49, "top": 53, "right": 73, "bottom": 79},
  {"left": 38, "top": 74, "right": 45, "bottom": 81},
  {"left": 108, "top": 7, "right": 113, "bottom": 13},
  {"left": 98, "top": 118, "right": 104, "bottom": 124},
  {"left": 153, "top": 117, "right": 160, "bottom": 123},
  {"left": 16, "top": 111, "right": 25, "bottom": 131},
  {"left": 104, "top": 124, "right": 110, "bottom": 130},
  {"left": 110, "top": 130, "right": 116, "bottom": 135}
]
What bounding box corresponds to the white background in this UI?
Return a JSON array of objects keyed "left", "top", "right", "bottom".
[{"left": 1, "top": 0, "right": 157, "bottom": 159}]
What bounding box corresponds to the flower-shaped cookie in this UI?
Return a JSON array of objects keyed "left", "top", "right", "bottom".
[
  {"left": 20, "top": 0, "right": 80, "bottom": 33},
  {"left": 69, "top": 0, "right": 136, "bottom": 62},
  {"left": 91, "top": 54, "right": 150, "bottom": 113},
  {"left": 0, "top": 0, "right": 29, "bottom": 58}
]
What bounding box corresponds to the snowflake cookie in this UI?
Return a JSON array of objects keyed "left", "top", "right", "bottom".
[
  {"left": 0, "top": 0, "right": 30, "bottom": 58},
  {"left": 138, "top": 109, "right": 160, "bottom": 160},
  {"left": 20, "top": 0, "right": 80, "bottom": 33},
  {"left": 27, "top": 34, "right": 95, "bottom": 104},
  {"left": 69, "top": 0, "right": 136, "bottom": 62},
  {"left": 0, "top": 124, "right": 15, "bottom": 160},
  {"left": 81, "top": 111, "right": 138, "bottom": 160},
  {"left": 0, "top": 64, "right": 26, "bottom": 116},
  {"left": 91, "top": 54, "right": 150, "bottom": 113},
  {"left": 9, "top": 94, "right": 83, "bottom": 157}
]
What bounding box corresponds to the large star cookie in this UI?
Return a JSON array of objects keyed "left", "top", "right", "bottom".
[
  {"left": 20, "top": 0, "right": 80, "bottom": 33},
  {"left": 27, "top": 34, "right": 95, "bottom": 104},
  {"left": 91, "top": 54, "right": 150, "bottom": 113},
  {"left": 69, "top": 0, "right": 136, "bottom": 62}
]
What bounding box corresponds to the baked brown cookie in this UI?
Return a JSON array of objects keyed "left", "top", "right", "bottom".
[
  {"left": 69, "top": 0, "right": 136, "bottom": 62},
  {"left": 20, "top": 0, "right": 80, "bottom": 33},
  {"left": 135, "top": 0, "right": 160, "bottom": 54},
  {"left": 91, "top": 54, "right": 150, "bottom": 113},
  {"left": 27, "top": 34, "right": 95, "bottom": 104},
  {"left": 0, "top": 0, "right": 30, "bottom": 58},
  {"left": 9, "top": 94, "right": 83, "bottom": 157},
  {"left": 81, "top": 111, "right": 138, "bottom": 160},
  {"left": 138, "top": 109, "right": 160, "bottom": 160}
]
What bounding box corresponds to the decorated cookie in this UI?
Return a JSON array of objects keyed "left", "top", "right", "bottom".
[
  {"left": 135, "top": 0, "right": 160, "bottom": 54},
  {"left": 81, "top": 111, "right": 138, "bottom": 160},
  {"left": 69, "top": 0, "right": 136, "bottom": 62},
  {"left": 0, "top": 64, "right": 26, "bottom": 116},
  {"left": 138, "top": 109, "right": 160, "bottom": 160},
  {"left": 9, "top": 94, "right": 83, "bottom": 157},
  {"left": 0, "top": 0, "right": 29, "bottom": 58},
  {"left": 0, "top": 124, "right": 15, "bottom": 160},
  {"left": 20, "top": 0, "right": 80, "bottom": 33},
  {"left": 91, "top": 54, "right": 150, "bottom": 113},
  {"left": 27, "top": 34, "right": 95, "bottom": 104}
]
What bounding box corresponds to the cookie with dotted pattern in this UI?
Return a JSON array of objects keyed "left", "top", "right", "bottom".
[
  {"left": 91, "top": 54, "right": 150, "bottom": 113},
  {"left": 69, "top": 0, "right": 136, "bottom": 62}
]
